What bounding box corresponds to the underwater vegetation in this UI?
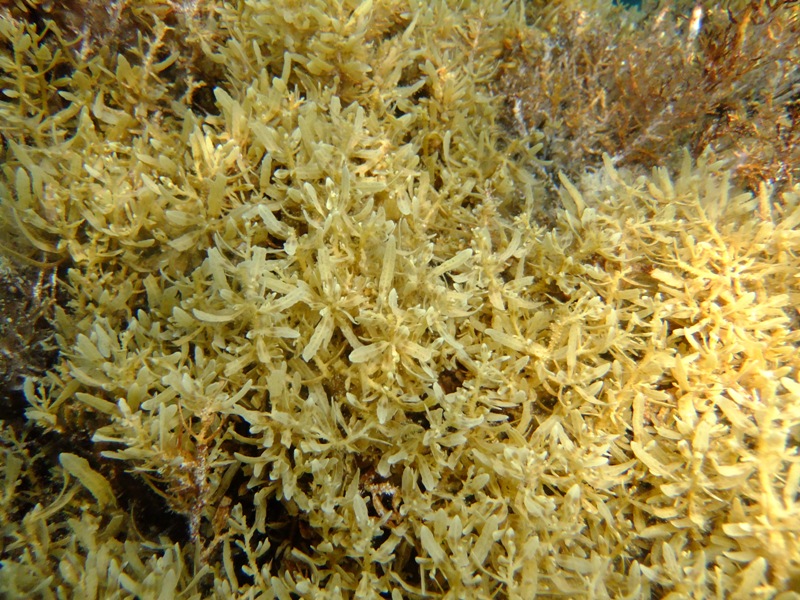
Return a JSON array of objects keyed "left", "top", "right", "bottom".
[{"left": 0, "top": 0, "right": 799, "bottom": 597}]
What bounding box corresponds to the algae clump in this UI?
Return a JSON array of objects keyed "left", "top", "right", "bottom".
[{"left": 1, "top": 0, "right": 799, "bottom": 598}]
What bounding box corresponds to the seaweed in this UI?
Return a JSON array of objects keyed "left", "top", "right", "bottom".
[{"left": 1, "top": 0, "right": 799, "bottom": 597}]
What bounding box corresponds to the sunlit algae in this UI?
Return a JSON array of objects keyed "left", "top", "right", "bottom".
[{"left": 0, "top": 0, "right": 799, "bottom": 598}]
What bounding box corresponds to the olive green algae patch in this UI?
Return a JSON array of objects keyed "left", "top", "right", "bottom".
[{"left": 1, "top": 0, "right": 800, "bottom": 598}]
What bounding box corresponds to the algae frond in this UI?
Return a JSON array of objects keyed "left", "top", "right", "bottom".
[{"left": 1, "top": 1, "right": 799, "bottom": 598}]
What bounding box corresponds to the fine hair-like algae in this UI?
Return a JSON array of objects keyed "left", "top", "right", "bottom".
[{"left": 0, "top": 1, "right": 799, "bottom": 598}]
